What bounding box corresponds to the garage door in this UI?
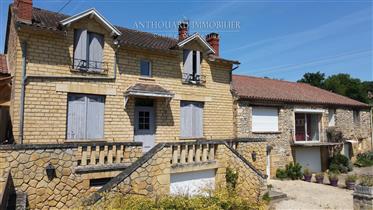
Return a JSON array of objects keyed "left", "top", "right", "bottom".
[
  {"left": 170, "top": 169, "right": 215, "bottom": 196},
  {"left": 295, "top": 147, "right": 321, "bottom": 172}
]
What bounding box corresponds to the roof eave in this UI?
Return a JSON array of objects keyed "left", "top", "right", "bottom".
[
  {"left": 59, "top": 8, "right": 122, "bottom": 36},
  {"left": 177, "top": 33, "right": 215, "bottom": 54}
]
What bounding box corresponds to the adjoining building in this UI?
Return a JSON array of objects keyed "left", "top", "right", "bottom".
[{"left": 232, "top": 74, "right": 372, "bottom": 176}]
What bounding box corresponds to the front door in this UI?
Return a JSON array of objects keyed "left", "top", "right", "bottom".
[{"left": 134, "top": 106, "right": 155, "bottom": 152}]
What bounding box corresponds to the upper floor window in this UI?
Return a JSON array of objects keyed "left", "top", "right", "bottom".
[
  {"left": 180, "top": 101, "right": 204, "bottom": 138},
  {"left": 140, "top": 60, "right": 151, "bottom": 77},
  {"left": 353, "top": 110, "right": 360, "bottom": 124},
  {"left": 74, "top": 29, "right": 104, "bottom": 72},
  {"left": 252, "top": 106, "right": 279, "bottom": 132},
  {"left": 328, "top": 109, "right": 336, "bottom": 126},
  {"left": 182, "top": 50, "right": 205, "bottom": 84}
]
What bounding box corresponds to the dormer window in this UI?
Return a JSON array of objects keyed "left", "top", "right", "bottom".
[
  {"left": 73, "top": 29, "right": 105, "bottom": 72},
  {"left": 182, "top": 50, "right": 205, "bottom": 84}
]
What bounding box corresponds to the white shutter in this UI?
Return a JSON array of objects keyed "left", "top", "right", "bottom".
[
  {"left": 86, "top": 95, "right": 105, "bottom": 139},
  {"left": 180, "top": 102, "right": 192, "bottom": 138},
  {"left": 74, "top": 29, "right": 88, "bottom": 68},
  {"left": 88, "top": 33, "right": 104, "bottom": 71},
  {"left": 196, "top": 51, "right": 201, "bottom": 76},
  {"left": 192, "top": 102, "right": 203, "bottom": 137},
  {"left": 67, "top": 95, "right": 87, "bottom": 139},
  {"left": 328, "top": 109, "right": 335, "bottom": 126},
  {"left": 252, "top": 107, "right": 279, "bottom": 132},
  {"left": 183, "top": 50, "right": 193, "bottom": 75}
]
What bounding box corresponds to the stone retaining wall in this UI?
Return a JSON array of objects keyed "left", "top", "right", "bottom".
[{"left": 0, "top": 142, "right": 141, "bottom": 209}]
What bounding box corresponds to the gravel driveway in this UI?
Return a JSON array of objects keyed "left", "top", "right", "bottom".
[{"left": 269, "top": 179, "right": 353, "bottom": 210}]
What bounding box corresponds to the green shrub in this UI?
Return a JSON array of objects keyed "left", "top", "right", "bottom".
[
  {"left": 285, "top": 162, "right": 303, "bottom": 180},
  {"left": 329, "top": 154, "right": 352, "bottom": 173},
  {"left": 226, "top": 168, "right": 238, "bottom": 191},
  {"left": 355, "top": 151, "right": 373, "bottom": 167},
  {"left": 359, "top": 175, "right": 373, "bottom": 187},
  {"left": 94, "top": 189, "right": 267, "bottom": 210},
  {"left": 276, "top": 168, "right": 287, "bottom": 180}
]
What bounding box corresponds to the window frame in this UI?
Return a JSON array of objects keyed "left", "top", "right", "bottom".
[
  {"left": 140, "top": 59, "right": 152, "bottom": 77},
  {"left": 251, "top": 106, "right": 279, "bottom": 133},
  {"left": 353, "top": 110, "right": 360, "bottom": 124},
  {"left": 294, "top": 112, "right": 321, "bottom": 143}
]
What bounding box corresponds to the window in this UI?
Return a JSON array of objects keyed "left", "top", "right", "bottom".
[
  {"left": 140, "top": 60, "right": 151, "bottom": 77},
  {"left": 74, "top": 29, "right": 104, "bottom": 72},
  {"left": 89, "top": 177, "right": 112, "bottom": 187},
  {"left": 67, "top": 94, "right": 105, "bottom": 140},
  {"left": 182, "top": 50, "right": 203, "bottom": 83},
  {"left": 328, "top": 109, "right": 336, "bottom": 126},
  {"left": 180, "top": 101, "right": 204, "bottom": 138},
  {"left": 295, "top": 113, "right": 321, "bottom": 142},
  {"left": 252, "top": 107, "right": 279, "bottom": 132},
  {"left": 353, "top": 110, "right": 360, "bottom": 124}
]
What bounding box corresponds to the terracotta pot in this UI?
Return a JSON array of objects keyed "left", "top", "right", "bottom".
[
  {"left": 346, "top": 181, "right": 355, "bottom": 190},
  {"left": 330, "top": 179, "right": 338, "bottom": 187},
  {"left": 316, "top": 177, "right": 324, "bottom": 184},
  {"left": 304, "top": 175, "right": 312, "bottom": 182}
]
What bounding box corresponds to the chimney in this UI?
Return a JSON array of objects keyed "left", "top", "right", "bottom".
[
  {"left": 206, "top": 33, "right": 220, "bottom": 56},
  {"left": 178, "top": 22, "right": 188, "bottom": 41},
  {"left": 14, "top": 0, "right": 33, "bottom": 23}
]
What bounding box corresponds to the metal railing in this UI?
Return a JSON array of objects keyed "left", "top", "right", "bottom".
[
  {"left": 73, "top": 59, "right": 108, "bottom": 73},
  {"left": 182, "top": 73, "right": 206, "bottom": 84}
]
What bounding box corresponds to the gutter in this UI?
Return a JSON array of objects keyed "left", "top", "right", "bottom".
[{"left": 17, "top": 42, "right": 120, "bottom": 142}]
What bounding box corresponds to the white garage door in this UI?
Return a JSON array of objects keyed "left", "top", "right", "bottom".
[
  {"left": 170, "top": 169, "right": 215, "bottom": 196},
  {"left": 295, "top": 147, "right": 321, "bottom": 172}
]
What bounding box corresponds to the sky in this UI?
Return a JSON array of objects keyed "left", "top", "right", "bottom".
[{"left": 0, "top": 0, "right": 372, "bottom": 82}]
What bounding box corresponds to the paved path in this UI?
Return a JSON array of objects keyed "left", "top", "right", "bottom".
[{"left": 269, "top": 179, "right": 353, "bottom": 210}]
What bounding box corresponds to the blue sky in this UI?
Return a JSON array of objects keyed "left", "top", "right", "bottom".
[{"left": 0, "top": 0, "right": 372, "bottom": 82}]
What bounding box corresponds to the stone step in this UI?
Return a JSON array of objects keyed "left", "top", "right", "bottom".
[{"left": 268, "top": 190, "right": 287, "bottom": 201}]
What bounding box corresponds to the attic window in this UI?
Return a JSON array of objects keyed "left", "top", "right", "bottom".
[
  {"left": 73, "top": 29, "right": 105, "bottom": 72},
  {"left": 182, "top": 50, "right": 205, "bottom": 84}
]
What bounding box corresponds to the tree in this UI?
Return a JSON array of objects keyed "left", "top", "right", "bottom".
[
  {"left": 298, "top": 72, "right": 371, "bottom": 104},
  {"left": 324, "top": 74, "right": 368, "bottom": 103},
  {"left": 297, "top": 71, "right": 325, "bottom": 88}
]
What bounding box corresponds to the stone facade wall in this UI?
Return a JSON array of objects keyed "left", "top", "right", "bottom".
[
  {"left": 335, "top": 109, "right": 372, "bottom": 155},
  {"left": 234, "top": 101, "right": 372, "bottom": 176},
  {"left": 0, "top": 143, "right": 142, "bottom": 209},
  {"left": 9, "top": 16, "right": 234, "bottom": 144},
  {"left": 234, "top": 141, "right": 267, "bottom": 174}
]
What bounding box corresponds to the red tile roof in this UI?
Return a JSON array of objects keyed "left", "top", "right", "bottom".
[
  {"left": 0, "top": 54, "right": 8, "bottom": 75},
  {"left": 232, "top": 75, "right": 369, "bottom": 108}
]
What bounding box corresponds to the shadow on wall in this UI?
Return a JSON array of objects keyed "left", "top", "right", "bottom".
[{"left": 0, "top": 107, "right": 14, "bottom": 144}]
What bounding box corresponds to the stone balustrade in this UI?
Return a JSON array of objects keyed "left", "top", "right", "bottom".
[
  {"left": 170, "top": 142, "right": 217, "bottom": 165},
  {"left": 75, "top": 142, "right": 142, "bottom": 167}
]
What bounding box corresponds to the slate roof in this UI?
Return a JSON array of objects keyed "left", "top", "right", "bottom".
[
  {"left": 0, "top": 54, "right": 8, "bottom": 75},
  {"left": 232, "top": 74, "right": 369, "bottom": 108}
]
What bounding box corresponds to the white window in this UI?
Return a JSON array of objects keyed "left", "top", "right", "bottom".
[
  {"left": 328, "top": 109, "right": 336, "bottom": 126},
  {"left": 252, "top": 107, "right": 279, "bottom": 132},
  {"left": 67, "top": 94, "right": 105, "bottom": 140},
  {"left": 140, "top": 60, "right": 151, "bottom": 77},
  {"left": 182, "top": 50, "right": 202, "bottom": 82},
  {"left": 74, "top": 29, "right": 104, "bottom": 72}
]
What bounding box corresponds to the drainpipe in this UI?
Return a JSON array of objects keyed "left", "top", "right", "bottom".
[{"left": 19, "top": 41, "right": 27, "bottom": 144}]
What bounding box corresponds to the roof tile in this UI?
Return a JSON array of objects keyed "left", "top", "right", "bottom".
[{"left": 232, "top": 75, "right": 369, "bottom": 108}]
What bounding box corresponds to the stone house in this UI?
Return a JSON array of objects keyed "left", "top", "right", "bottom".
[
  {"left": 0, "top": 1, "right": 267, "bottom": 209},
  {"left": 232, "top": 75, "right": 372, "bottom": 177}
]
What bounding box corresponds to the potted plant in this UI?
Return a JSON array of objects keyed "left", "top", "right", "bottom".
[
  {"left": 315, "top": 172, "right": 324, "bottom": 184},
  {"left": 328, "top": 172, "right": 339, "bottom": 187},
  {"left": 303, "top": 168, "right": 312, "bottom": 182},
  {"left": 345, "top": 174, "right": 358, "bottom": 190},
  {"left": 355, "top": 175, "right": 373, "bottom": 196}
]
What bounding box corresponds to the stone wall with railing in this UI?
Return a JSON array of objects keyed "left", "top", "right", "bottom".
[{"left": 0, "top": 142, "right": 142, "bottom": 209}]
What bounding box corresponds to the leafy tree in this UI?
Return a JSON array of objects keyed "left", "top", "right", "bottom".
[
  {"left": 297, "top": 71, "right": 325, "bottom": 88},
  {"left": 298, "top": 72, "right": 371, "bottom": 104}
]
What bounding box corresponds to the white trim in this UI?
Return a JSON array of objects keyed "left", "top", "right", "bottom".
[
  {"left": 177, "top": 33, "right": 215, "bottom": 54},
  {"left": 60, "top": 8, "right": 122, "bottom": 36},
  {"left": 294, "top": 108, "right": 324, "bottom": 113}
]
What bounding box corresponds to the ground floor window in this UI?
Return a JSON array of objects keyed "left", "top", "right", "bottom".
[
  {"left": 67, "top": 94, "right": 105, "bottom": 140},
  {"left": 180, "top": 101, "right": 204, "bottom": 138},
  {"left": 295, "top": 113, "right": 321, "bottom": 142}
]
